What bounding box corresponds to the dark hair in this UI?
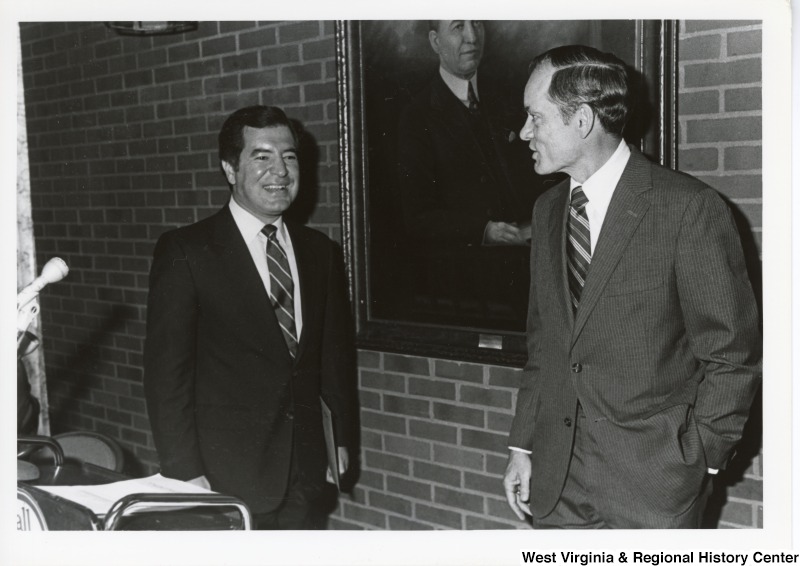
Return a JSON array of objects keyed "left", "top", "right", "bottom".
[
  {"left": 529, "top": 45, "right": 631, "bottom": 137},
  {"left": 218, "top": 105, "right": 299, "bottom": 169}
]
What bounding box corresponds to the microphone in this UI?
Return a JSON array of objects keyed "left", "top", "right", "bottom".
[{"left": 17, "top": 257, "right": 69, "bottom": 310}]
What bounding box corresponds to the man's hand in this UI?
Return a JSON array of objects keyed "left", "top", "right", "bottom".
[
  {"left": 503, "top": 450, "right": 532, "bottom": 520},
  {"left": 326, "top": 447, "right": 349, "bottom": 484},
  {"left": 484, "top": 221, "right": 528, "bottom": 245},
  {"left": 186, "top": 475, "right": 211, "bottom": 490}
]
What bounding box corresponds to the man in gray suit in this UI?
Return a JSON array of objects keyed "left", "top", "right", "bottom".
[{"left": 503, "top": 45, "right": 761, "bottom": 528}]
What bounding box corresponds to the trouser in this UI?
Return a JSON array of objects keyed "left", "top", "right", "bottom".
[
  {"left": 532, "top": 405, "right": 712, "bottom": 529},
  {"left": 251, "top": 443, "right": 325, "bottom": 530}
]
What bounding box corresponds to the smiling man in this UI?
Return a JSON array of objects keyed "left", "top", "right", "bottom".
[{"left": 144, "top": 105, "right": 355, "bottom": 530}]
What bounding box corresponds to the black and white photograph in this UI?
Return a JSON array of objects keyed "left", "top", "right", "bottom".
[{"left": 4, "top": 0, "right": 794, "bottom": 564}]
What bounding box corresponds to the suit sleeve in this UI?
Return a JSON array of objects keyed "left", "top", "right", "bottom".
[
  {"left": 675, "top": 188, "right": 762, "bottom": 469},
  {"left": 396, "top": 108, "right": 490, "bottom": 245},
  {"left": 508, "top": 201, "right": 545, "bottom": 450},
  {"left": 319, "top": 242, "right": 357, "bottom": 449},
  {"left": 143, "top": 232, "right": 205, "bottom": 480}
]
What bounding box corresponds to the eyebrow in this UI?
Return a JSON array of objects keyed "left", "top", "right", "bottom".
[{"left": 249, "top": 145, "right": 297, "bottom": 155}]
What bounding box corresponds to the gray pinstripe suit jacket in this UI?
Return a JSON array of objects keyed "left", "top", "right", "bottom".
[{"left": 508, "top": 147, "right": 762, "bottom": 519}]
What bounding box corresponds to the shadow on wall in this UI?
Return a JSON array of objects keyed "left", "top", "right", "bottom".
[
  {"left": 284, "top": 120, "right": 321, "bottom": 226},
  {"left": 701, "top": 197, "right": 763, "bottom": 528},
  {"left": 46, "top": 302, "right": 141, "bottom": 473}
]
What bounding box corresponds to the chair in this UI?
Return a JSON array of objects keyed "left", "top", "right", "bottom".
[{"left": 50, "top": 431, "right": 125, "bottom": 473}]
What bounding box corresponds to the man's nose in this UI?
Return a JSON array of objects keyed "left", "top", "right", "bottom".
[
  {"left": 520, "top": 117, "right": 533, "bottom": 141},
  {"left": 270, "top": 158, "right": 288, "bottom": 176},
  {"left": 463, "top": 21, "right": 477, "bottom": 42}
]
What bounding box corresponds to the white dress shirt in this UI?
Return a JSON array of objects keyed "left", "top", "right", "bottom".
[
  {"left": 570, "top": 139, "right": 631, "bottom": 254},
  {"left": 439, "top": 66, "right": 479, "bottom": 108},
  {"left": 228, "top": 196, "right": 303, "bottom": 338}
]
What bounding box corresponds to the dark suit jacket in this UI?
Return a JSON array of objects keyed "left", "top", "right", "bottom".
[
  {"left": 144, "top": 206, "right": 355, "bottom": 514},
  {"left": 396, "top": 73, "right": 540, "bottom": 245},
  {"left": 508, "top": 148, "right": 762, "bottom": 518}
]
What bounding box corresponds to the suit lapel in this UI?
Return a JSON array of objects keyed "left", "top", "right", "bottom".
[
  {"left": 210, "top": 207, "right": 292, "bottom": 361},
  {"left": 286, "top": 222, "right": 317, "bottom": 361},
  {"left": 571, "top": 150, "right": 653, "bottom": 345},
  {"left": 544, "top": 183, "right": 574, "bottom": 326}
]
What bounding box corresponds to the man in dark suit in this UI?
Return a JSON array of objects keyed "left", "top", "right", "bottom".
[
  {"left": 503, "top": 46, "right": 761, "bottom": 528},
  {"left": 392, "top": 20, "right": 548, "bottom": 329},
  {"left": 144, "top": 106, "right": 355, "bottom": 530},
  {"left": 398, "top": 20, "right": 537, "bottom": 246}
]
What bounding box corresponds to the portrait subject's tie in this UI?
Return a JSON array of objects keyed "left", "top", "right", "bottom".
[
  {"left": 467, "top": 81, "right": 480, "bottom": 114},
  {"left": 567, "top": 186, "right": 591, "bottom": 313},
  {"left": 262, "top": 224, "right": 298, "bottom": 358}
]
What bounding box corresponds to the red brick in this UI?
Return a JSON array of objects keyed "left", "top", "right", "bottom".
[
  {"left": 279, "top": 21, "right": 321, "bottom": 44},
  {"left": 487, "top": 366, "right": 522, "bottom": 388},
  {"left": 413, "top": 461, "right": 461, "bottom": 486},
  {"left": 433, "top": 359, "right": 484, "bottom": 382},
  {"left": 434, "top": 486, "right": 484, "bottom": 513},
  {"left": 727, "top": 30, "right": 761, "bottom": 56},
  {"left": 719, "top": 499, "right": 756, "bottom": 527},
  {"left": 388, "top": 516, "right": 435, "bottom": 530},
  {"left": 360, "top": 370, "right": 406, "bottom": 393},
  {"left": 433, "top": 402, "right": 485, "bottom": 428},
  {"left": 384, "top": 395, "right": 431, "bottom": 419},
  {"left": 725, "top": 87, "right": 761, "bottom": 112},
  {"left": 369, "top": 492, "right": 412, "bottom": 516},
  {"left": 697, "top": 174, "right": 761, "bottom": 200},
  {"left": 341, "top": 502, "right": 387, "bottom": 529},
  {"left": 724, "top": 145, "right": 761, "bottom": 170},
  {"left": 460, "top": 385, "right": 512, "bottom": 409},
  {"left": 408, "top": 377, "right": 456, "bottom": 400},
  {"left": 685, "top": 117, "right": 761, "bottom": 143},
  {"left": 433, "top": 445, "right": 485, "bottom": 471},
  {"left": 384, "top": 435, "right": 432, "bottom": 460},
  {"left": 414, "top": 503, "right": 463, "bottom": 529},
  {"left": 387, "top": 476, "right": 432, "bottom": 500},
  {"left": 684, "top": 59, "right": 761, "bottom": 88},
  {"left": 409, "top": 419, "right": 458, "bottom": 444},
  {"left": 680, "top": 34, "right": 722, "bottom": 61},
  {"left": 679, "top": 147, "right": 719, "bottom": 172},
  {"left": 684, "top": 21, "right": 761, "bottom": 33}
]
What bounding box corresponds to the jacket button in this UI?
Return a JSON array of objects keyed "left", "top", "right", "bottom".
[
  {"left": 564, "top": 417, "right": 573, "bottom": 427},
  {"left": 287, "top": 411, "right": 294, "bottom": 420},
  {"left": 571, "top": 363, "right": 582, "bottom": 373}
]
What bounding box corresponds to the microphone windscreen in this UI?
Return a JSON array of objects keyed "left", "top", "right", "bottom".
[{"left": 40, "top": 257, "right": 69, "bottom": 284}]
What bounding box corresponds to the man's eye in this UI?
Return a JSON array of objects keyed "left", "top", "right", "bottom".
[{"left": 284, "top": 154, "right": 298, "bottom": 161}]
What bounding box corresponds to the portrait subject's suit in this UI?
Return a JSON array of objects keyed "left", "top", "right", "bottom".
[
  {"left": 397, "top": 72, "right": 537, "bottom": 245},
  {"left": 508, "top": 147, "right": 761, "bottom": 520},
  {"left": 144, "top": 205, "right": 355, "bottom": 515}
]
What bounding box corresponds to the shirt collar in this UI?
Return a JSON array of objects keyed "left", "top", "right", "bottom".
[
  {"left": 228, "top": 196, "right": 286, "bottom": 242},
  {"left": 439, "top": 66, "right": 478, "bottom": 103},
  {"left": 570, "top": 139, "right": 631, "bottom": 206}
]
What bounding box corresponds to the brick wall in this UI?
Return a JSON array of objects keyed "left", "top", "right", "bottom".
[
  {"left": 20, "top": 20, "right": 762, "bottom": 528},
  {"left": 19, "top": 21, "right": 340, "bottom": 473},
  {"left": 675, "top": 20, "right": 763, "bottom": 529}
]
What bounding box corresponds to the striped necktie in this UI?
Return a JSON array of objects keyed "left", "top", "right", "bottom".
[
  {"left": 567, "top": 186, "right": 591, "bottom": 313},
  {"left": 467, "top": 81, "right": 479, "bottom": 114},
  {"left": 262, "top": 224, "right": 298, "bottom": 358}
]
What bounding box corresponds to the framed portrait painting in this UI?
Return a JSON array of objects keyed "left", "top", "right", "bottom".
[{"left": 336, "top": 20, "right": 677, "bottom": 366}]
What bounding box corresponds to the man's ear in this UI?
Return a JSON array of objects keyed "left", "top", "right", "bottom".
[
  {"left": 428, "top": 30, "right": 440, "bottom": 55},
  {"left": 575, "top": 104, "right": 596, "bottom": 139},
  {"left": 221, "top": 160, "right": 237, "bottom": 186}
]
